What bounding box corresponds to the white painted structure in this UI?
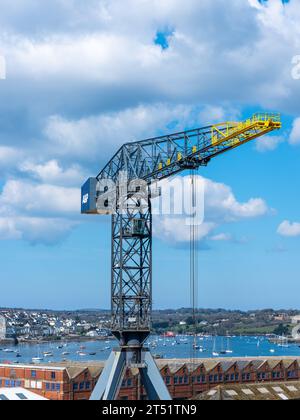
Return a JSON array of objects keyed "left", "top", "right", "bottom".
[
  {"left": 291, "top": 315, "right": 300, "bottom": 325},
  {"left": 0, "top": 387, "right": 47, "bottom": 401},
  {"left": 0, "top": 316, "right": 6, "bottom": 340}
]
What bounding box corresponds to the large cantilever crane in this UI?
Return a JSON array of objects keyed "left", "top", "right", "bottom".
[{"left": 81, "top": 113, "right": 281, "bottom": 400}]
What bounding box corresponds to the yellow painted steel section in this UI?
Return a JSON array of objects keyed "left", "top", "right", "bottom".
[
  {"left": 211, "top": 113, "right": 281, "bottom": 149},
  {"left": 159, "top": 113, "right": 281, "bottom": 169}
]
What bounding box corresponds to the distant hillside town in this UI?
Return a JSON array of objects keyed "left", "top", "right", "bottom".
[
  {"left": 0, "top": 309, "right": 111, "bottom": 343},
  {"left": 1, "top": 308, "right": 300, "bottom": 343}
]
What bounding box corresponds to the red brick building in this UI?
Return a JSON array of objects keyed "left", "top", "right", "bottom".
[{"left": 0, "top": 357, "right": 300, "bottom": 400}]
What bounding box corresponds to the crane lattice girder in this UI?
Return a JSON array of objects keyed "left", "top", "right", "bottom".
[{"left": 96, "top": 113, "right": 281, "bottom": 186}]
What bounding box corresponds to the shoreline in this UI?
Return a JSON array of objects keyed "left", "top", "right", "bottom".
[{"left": 1, "top": 336, "right": 115, "bottom": 346}]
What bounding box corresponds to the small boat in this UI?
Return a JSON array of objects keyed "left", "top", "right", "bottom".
[
  {"left": 32, "top": 357, "right": 43, "bottom": 363},
  {"left": 56, "top": 345, "right": 63, "bottom": 349},
  {"left": 225, "top": 336, "right": 233, "bottom": 354},
  {"left": 62, "top": 351, "right": 70, "bottom": 356},
  {"left": 80, "top": 345, "right": 86, "bottom": 350},
  {"left": 89, "top": 352, "right": 96, "bottom": 356},
  {"left": 153, "top": 354, "right": 163, "bottom": 359},
  {"left": 78, "top": 352, "right": 87, "bottom": 357},
  {"left": 104, "top": 346, "right": 110, "bottom": 351},
  {"left": 16, "top": 353, "right": 22, "bottom": 358},
  {"left": 43, "top": 352, "right": 53, "bottom": 357},
  {"left": 2, "top": 349, "right": 14, "bottom": 353},
  {"left": 270, "top": 349, "right": 275, "bottom": 353},
  {"left": 212, "top": 337, "right": 219, "bottom": 357}
]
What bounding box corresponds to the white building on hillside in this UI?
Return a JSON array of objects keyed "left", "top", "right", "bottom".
[
  {"left": 292, "top": 315, "right": 300, "bottom": 325},
  {"left": 0, "top": 316, "right": 6, "bottom": 340}
]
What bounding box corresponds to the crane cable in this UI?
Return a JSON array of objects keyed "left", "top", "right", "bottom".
[{"left": 189, "top": 169, "right": 199, "bottom": 367}]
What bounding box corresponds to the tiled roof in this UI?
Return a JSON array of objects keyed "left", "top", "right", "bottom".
[
  {"left": 196, "top": 381, "right": 300, "bottom": 400},
  {"left": 0, "top": 387, "right": 47, "bottom": 400}
]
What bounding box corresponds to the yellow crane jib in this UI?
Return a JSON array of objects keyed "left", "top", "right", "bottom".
[{"left": 211, "top": 113, "right": 282, "bottom": 149}]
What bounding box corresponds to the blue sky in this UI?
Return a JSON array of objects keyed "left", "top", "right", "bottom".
[{"left": 0, "top": 0, "right": 300, "bottom": 310}]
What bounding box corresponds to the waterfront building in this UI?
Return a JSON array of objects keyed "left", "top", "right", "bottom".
[
  {"left": 0, "top": 316, "right": 6, "bottom": 340},
  {"left": 195, "top": 381, "right": 300, "bottom": 400},
  {"left": 0, "top": 387, "right": 47, "bottom": 400},
  {"left": 0, "top": 357, "right": 300, "bottom": 400}
]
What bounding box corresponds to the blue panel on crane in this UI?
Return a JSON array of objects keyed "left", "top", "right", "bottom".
[{"left": 81, "top": 178, "right": 98, "bottom": 214}]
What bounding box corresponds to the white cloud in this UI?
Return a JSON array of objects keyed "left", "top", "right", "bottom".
[
  {"left": 277, "top": 220, "right": 300, "bottom": 238},
  {"left": 0, "top": 0, "right": 295, "bottom": 246},
  {"left": 43, "top": 103, "right": 246, "bottom": 164},
  {"left": 153, "top": 175, "right": 269, "bottom": 244},
  {"left": 44, "top": 104, "right": 203, "bottom": 160},
  {"left": 203, "top": 177, "right": 268, "bottom": 221},
  {"left": 198, "top": 105, "right": 240, "bottom": 126},
  {"left": 154, "top": 218, "right": 215, "bottom": 244},
  {"left": 0, "top": 146, "right": 23, "bottom": 168},
  {"left": 0, "top": 179, "right": 81, "bottom": 244},
  {"left": 0, "top": 217, "right": 21, "bottom": 240},
  {"left": 0, "top": 0, "right": 299, "bottom": 116},
  {"left": 0, "top": 216, "right": 77, "bottom": 245},
  {"left": 255, "top": 135, "right": 284, "bottom": 152},
  {"left": 0, "top": 180, "right": 80, "bottom": 216},
  {"left": 210, "top": 233, "right": 233, "bottom": 242},
  {"left": 289, "top": 118, "right": 300, "bottom": 145},
  {"left": 19, "top": 159, "right": 86, "bottom": 187}
]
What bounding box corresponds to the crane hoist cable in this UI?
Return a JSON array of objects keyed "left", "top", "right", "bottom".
[{"left": 189, "top": 169, "right": 199, "bottom": 366}]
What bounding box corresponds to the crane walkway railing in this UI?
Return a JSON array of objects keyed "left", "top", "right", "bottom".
[{"left": 211, "top": 113, "right": 281, "bottom": 148}]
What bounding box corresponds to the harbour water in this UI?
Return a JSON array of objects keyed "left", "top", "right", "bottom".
[{"left": 1, "top": 335, "right": 300, "bottom": 365}]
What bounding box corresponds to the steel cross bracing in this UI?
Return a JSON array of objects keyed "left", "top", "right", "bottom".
[{"left": 111, "top": 196, "right": 152, "bottom": 346}]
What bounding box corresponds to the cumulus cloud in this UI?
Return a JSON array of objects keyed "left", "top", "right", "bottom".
[
  {"left": 0, "top": 180, "right": 80, "bottom": 216},
  {"left": 19, "top": 160, "right": 86, "bottom": 187},
  {"left": 0, "top": 216, "right": 77, "bottom": 245},
  {"left": 277, "top": 220, "right": 300, "bottom": 238},
  {"left": 44, "top": 104, "right": 208, "bottom": 161},
  {"left": 255, "top": 135, "right": 285, "bottom": 152},
  {"left": 0, "top": 0, "right": 294, "bottom": 245},
  {"left": 289, "top": 118, "right": 300, "bottom": 145},
  {"left": 210, "top": 233, "right": 233, "bottom": 242},
  {"left": 0, "top": 0, "right": 299, "bottom": 120},
  {"left": 0, "top": 146, "right": 23, "bottom": 169},
  {"left": 0, "top": 180, "right": 80, "bottom": 244},
  {"left": 198, "top": 105, "right": 241, "bottom": 126},
  {"left": 153, "top": 175, "right": 269, "bottom": 244}
]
